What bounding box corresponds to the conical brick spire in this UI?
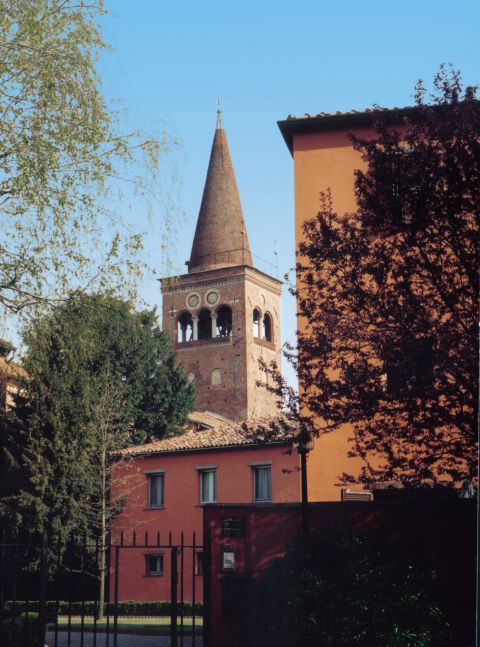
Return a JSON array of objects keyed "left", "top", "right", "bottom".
[{"left": 188, "top": 123, "right": 252, "bottom": 273}]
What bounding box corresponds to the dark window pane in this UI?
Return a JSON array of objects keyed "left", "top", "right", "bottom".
[
  {"left": 145, "top": 554, "right": 164, "bottom": 576},
  {"left": 149, "top": 474, "right": 164, "bottom": 507},
  {"left": 254, "top": 466, "right": 271, "bottom": 502}
]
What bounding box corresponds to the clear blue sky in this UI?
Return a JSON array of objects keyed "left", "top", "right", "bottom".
[{"left": 99, "top": 0, "right": 479, "bottom": 384}]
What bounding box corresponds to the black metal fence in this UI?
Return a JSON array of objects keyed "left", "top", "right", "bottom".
[{"left": 0, "top": 529, "right": 205, "bottom": 647}]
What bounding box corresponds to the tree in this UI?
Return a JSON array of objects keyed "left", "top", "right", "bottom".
[
  {"left": 0, "top": 292, "right": 195, "bottom": 541},
  {"left": 0, "top": 0, "right": 163, "bottom": 314},
  {"left": 261, "top": 68, "right": 478, "bottom": 488}
]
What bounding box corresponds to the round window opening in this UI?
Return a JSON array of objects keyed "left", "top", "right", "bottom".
[
  {"left": 206, "top": 290, "right": 219, "bottom": 306},
  {"left": 187, "top": 293, "right": 200, "bottom": 309}
]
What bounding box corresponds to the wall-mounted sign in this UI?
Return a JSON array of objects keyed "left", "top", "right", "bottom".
[
  {"left": 222, "top": 517, "right": 245, "bottom": 538},
  {"left": 222, "top": 551, "right": 235, "bottom": 572}
]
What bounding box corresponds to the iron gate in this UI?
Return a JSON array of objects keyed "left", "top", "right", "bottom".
[{"left": 0, "top": 530, "right": 207, "bottom": 647}]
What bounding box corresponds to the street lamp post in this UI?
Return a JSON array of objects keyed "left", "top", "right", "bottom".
[{"left": 297, "top": 430, "right": 313, "bottom": 538}]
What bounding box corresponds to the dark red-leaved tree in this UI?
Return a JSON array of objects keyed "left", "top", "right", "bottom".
[{"left": 260, "top": 68, "right": 479, "bottom": 488}]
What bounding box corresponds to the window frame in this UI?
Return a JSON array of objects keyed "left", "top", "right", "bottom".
[
  {"left": 195, "top": 551, "right": 204, "bottom": 576},
  {"left": 144, "top": 553, "right": 164, "bottom": 577},
  {"left": 251, "top": 463, "right": 272, "bottom": 502},
  {"left": 252, "top": 308, "right": 261, "bottom": 338},
  {"left": 383, "top": 338, "right": 434, "bottom": 398},
  {"left": 262, "top": 312, "right": 273, "bottom": 342},
  {"left": 198, "top": 468, "right": 217, "bottom": 505},
  {"left": 146, "top": 470, "right": 165, "bottom": 509}
]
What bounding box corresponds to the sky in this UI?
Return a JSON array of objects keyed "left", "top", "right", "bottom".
[{"left": 98, "top": 0, "right": 478, "bottom": 385}]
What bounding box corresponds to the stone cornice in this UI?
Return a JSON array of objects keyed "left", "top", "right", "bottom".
[{"left": 162, "top": 275, "right": 244, "bottom": 295}]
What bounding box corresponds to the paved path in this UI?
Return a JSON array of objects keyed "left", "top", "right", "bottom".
[{"left": 47, "top": 631, "right": 203, "bottom": 647}]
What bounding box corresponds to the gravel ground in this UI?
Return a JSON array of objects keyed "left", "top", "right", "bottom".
[{"left": 46, "top": 631, "right": 203, "bottom": 647}]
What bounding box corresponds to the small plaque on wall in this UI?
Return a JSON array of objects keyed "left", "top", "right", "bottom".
[{"left": 222, "top": 517, "right": 245, "bottom": 538}]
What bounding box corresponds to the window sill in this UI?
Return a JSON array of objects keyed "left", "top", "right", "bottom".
[
  {"left": 144, "top": 506, "right": 165, "bottom": 511},
  {"left": 176, "top": 336, "right": 232, "bottom": 349},
  {"left": 254, "top": 337, "right": 275, "bottom": 350},
  {"left": 144, "top": 574, "right": 164, "bottom": 578}
]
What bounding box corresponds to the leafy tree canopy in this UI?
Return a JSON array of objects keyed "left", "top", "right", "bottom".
[
  {"left": 0, "top": 0, "right": 162, "bottom": 314},
  {"left": 0, "top": 292, "right": 195, "bottom": 537}
]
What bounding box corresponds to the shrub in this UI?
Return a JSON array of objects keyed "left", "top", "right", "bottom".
[
  {"left": 0, "top": 612, "right": 42, "bottom": 647},
  {"left": 247, "top": 526, "right": 449, "bottom": 647},
  {"left": 4, "top": 599, "right": 203, "bottom": 617}
]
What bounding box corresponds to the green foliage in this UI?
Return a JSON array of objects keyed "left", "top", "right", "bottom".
[
  {"left": 1, "top": 292, "right": 194, "bottom": 538},
  {"left": 247, "top": 527, "right": 448, "bottom": 647},
  {"left": 4, "top": 600, "right": 203, "bottom": 617},
  {"left": 0, "top": 612, "right": 41, "bottom": 647},
  {"left": 0, "top": 0, "right": 161, "bottom": 314}
]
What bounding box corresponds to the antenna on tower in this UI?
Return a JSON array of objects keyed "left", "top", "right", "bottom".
[
  {"left": 216, "top": 99, "right": 222, "bottom": 129},
  {"left": 274, "top": 240, "right": 279, "bottom": 278}
]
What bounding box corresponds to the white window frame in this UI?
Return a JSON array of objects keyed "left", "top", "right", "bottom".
[
  {"left": 199, "top": 469, "right": 217, "bottom": 504},
  {"left": 251, "top": 463, "right": 272, "bottom": 502}
]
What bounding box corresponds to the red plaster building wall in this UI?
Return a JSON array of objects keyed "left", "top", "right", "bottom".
[
  {"left": 204, "top": 501, "right": 476, "bottom": 647},
  {"left": 110, "top": 443, "right": 299, "bottom": 601}
]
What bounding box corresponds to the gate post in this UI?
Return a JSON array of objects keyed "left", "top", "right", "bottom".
[
  {"left": 113, "top": 545, "right": 120, "bottom": 647},
  {"left": 170, "top": 547, "right": 178, "bottom": 647},
  {"left": 37, "top": 531, "right": 48, "bottom": 647},
  {"left": 203, "top": 515, "right": 212, "bottom": 647}
]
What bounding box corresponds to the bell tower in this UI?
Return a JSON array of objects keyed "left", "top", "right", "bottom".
[{"left": 161, "top": 115, "right": 281, "bottom": 422}]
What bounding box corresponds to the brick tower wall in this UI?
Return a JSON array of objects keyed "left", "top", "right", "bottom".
[
  {"left": 161, "top": 265, "right": 281, "bottom": 422},
  {"left": 244, "top": 268, "right": 282, "bottom": 420}
]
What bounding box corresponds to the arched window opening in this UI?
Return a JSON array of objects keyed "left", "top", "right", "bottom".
[
  {"left": 216, "top": 306, "right": 232, "bottom": 337},
  {"left": 211, "top": 368, "right": 222, "bottom": 386},
  {"left": 177, "top": 312, "right": 193, "bottom": 343},
  {"left": 262, "top": 313, "right": 272, "bottom": 342},
  {"left": 253, "top": 308, "right": 261, "bottom": 338},
  {"left": 198, "top": 309, "right": 212, "bottom": 340}
]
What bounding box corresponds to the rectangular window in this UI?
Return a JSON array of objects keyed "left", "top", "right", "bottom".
[
  {"left": 148, "top": 473, "right": 164, "bottom": 508},
  {"left": 145, "top": 553, "right": 164, "bottom": 577},
  {"left": 195, "top": 551, "right": 204, "bottom": 576},
  {"left": 384, "top": 338, "right": 433, "bottom": 397},
  {"left": 253, "top": 465, "right": 271, "bottom": 502},
  {"left": 200, "top": 470, "right": 216, "bottom": 504}
]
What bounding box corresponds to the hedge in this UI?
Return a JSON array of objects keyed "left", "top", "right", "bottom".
[
  {"left": 0, "top": 612, "right": 42, "bottom": 647},
  {"left": 3, "top": 600, "right": 203, "bottom": 617}
]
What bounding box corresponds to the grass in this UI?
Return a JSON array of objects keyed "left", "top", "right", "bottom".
[{"left": 50, "top": 615, "right": 203, "bottom": 636}]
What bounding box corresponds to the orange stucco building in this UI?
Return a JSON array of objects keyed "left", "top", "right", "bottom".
[
  {"left": 277, "top": 109, "right": 414, "bottom": 501},
  {"left": 110, "top": 116, "right": 301, "bottom": 601}
]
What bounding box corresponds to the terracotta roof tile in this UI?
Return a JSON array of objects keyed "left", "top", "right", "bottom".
[
  {"left": 117, "top": 412, "right": 290, "bottom": 457},
  {"left": 186, "top": 410, "right": 236, "bottom": 430},
  {"left": 0, "top": 357, "right": 28, "bottom": 380},
  {"left": 285, "top": 105, "right": 409, "bottom": 121}
]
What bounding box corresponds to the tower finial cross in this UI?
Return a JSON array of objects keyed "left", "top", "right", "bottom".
[{"left": 216, "top": 98, "right": 222, "bottom": 129}]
